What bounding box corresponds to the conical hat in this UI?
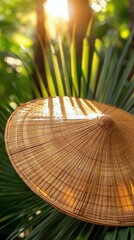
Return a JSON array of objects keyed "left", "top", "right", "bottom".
[{"left": 5, "top": 96, "right": 134, "bottom": 226}]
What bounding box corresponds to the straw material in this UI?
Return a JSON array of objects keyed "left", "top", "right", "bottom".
[{"left": 5, "top": 96, "right": 134, "bottom": 226}]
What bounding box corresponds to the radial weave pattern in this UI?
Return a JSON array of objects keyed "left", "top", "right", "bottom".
[{"left": 5, "top": 97, "right": 134, "bottom": 226}]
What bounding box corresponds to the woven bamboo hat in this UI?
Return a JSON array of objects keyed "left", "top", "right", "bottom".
[{"left": 5, "top": 96, "right": 134, "bottom": 226}]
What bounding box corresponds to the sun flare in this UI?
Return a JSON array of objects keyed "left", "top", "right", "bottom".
[{"left": 45, "top": 0, "right": 69, "bottom": 22}]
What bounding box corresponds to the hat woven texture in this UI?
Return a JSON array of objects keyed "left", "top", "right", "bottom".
[{"left": 5, "top": 96, "right": 134, "bottom": 226}]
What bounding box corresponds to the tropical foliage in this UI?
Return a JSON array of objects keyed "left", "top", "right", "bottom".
[
  {"left": 0, "top": 26, "right": 134, "bottom": 240},
  {"left": 0, "top": 0, "right": 133, "bottom": 100}
]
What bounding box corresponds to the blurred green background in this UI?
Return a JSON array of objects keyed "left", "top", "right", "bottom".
[{"left": 0, "top": 0, "right": 133, "bottom": 102}]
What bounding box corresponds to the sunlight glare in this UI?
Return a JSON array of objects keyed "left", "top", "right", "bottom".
[
  {"left": 91, "top": 0, "right": 107, "bottom": 12},
  {"left": 45, "top": 0, "right": 69, "bottom": 22},
  {"left": 91, "top": 3, "right": 101, "bottom": 12}
]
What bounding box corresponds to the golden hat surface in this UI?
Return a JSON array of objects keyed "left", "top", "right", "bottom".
[{"left": 5, "top": 96, "right": 134, "bottom": 226}]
